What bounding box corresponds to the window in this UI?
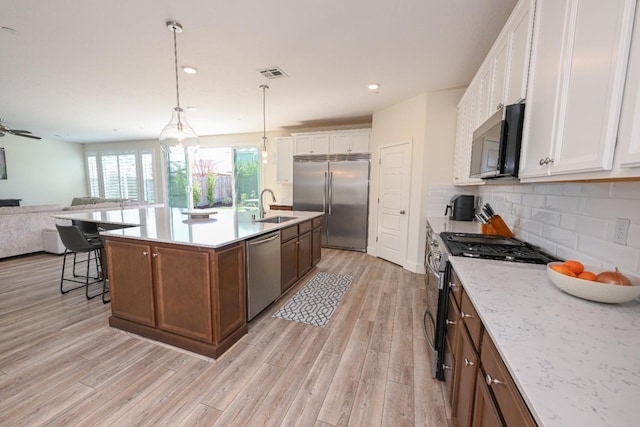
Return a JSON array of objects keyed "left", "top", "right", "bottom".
[
  {"left": 165, "top": 147, "right": 259, "bottom": 211},
  {"left": 86, "top": 151, "right": 155, "bottom": 202}
]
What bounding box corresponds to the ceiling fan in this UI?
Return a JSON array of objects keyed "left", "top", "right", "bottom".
[{"left": 0, "top": 119, "right": 42, "bottom": 140}]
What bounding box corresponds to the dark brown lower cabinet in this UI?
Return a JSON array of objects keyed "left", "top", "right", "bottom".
[
  {"left": 453, "top": 321, "right": 479, "bottom": 427},
  {"left": 297, "top": 231, "right": 312, "bottom": 277},
  {"left": 480, "top": 334, "right": 537, "bottom": 427},
  {"left": 472, "top": 369, "right": 504, "bottom": 427},
  {"left": 312, "top": 217, "right": 322, "bottom": 266},
  {"left": 105, "top": 237, "right": 246, "bottom": 359},
  {"left": 448, "top": 266, "right": 538, "bottom": 427},
  {"left": 281, "top": 219, "right": 318, "bottom": 294},
  {"left": 281, "top": 235, "right": 298, "bottom": 293}
]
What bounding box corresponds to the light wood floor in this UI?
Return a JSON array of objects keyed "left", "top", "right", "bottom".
[{"left": 0, "top": 248, "right": 447, "bottom": 426}]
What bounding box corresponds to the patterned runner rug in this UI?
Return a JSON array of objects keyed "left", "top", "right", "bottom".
[{"left": 273, "top": 271, "right": 353, "bottom": 327}]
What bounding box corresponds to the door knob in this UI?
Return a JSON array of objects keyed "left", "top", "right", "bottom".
[{"left": 400, "top": 210, "right": 406, "bottom": 215}]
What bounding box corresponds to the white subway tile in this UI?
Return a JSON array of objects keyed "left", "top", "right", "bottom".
[
  {"left": 545, "top": 195, "right": 582, "bottom": 213},
  {"left": 577, "top": 235, "right": 640, "bottom": 273},
  {"left": 627, "top": 223, "right": 640, "bottom": 250},
  {"left": 522, "top": 194, "right": 546, "bottom": 208},
  {"left": 541, "top": 224, "right": 578, "bottom": 249},
  {"left": 531, "top": 208, "right": 561, "bottom": 226},
  {"left": 611, "top": 182, "right": 640, "bottom": 199}
]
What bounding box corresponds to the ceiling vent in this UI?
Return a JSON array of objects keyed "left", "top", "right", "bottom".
[{"left": 257, "top": 66, "right": 288, "bottom": 80}]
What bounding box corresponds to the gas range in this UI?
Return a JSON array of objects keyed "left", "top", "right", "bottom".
[{"left": 439, "top": 232, "right": 559, "bottom": 265}]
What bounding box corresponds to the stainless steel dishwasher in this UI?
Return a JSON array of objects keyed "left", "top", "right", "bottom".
[{"left": 246, "top": 231, "right": 281, "bottom": 321}]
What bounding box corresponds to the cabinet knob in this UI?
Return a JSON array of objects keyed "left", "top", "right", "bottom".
[
  {"left": 446, "top": 319, "right": 456, "bottom": 326},
  {"left": 461, "top": 311, "right": 473, "bottom": 319},
  {"left": 449, "top": 282, "right": 457, "bottom": 289},
  {"left": 443, "top": 364, "right": 453, "bottom": 370},
  {"left": 486, "top": 374, "right": 504, "bottom": 386},
  {"left": 464, "top": 358, "right": 474, "bottom": 367},
  {"left": 152, "top": 253, "right": 158, "bottom": 257},
  {"left": 142, "top": 251, "right": 149, "bottom": 256}
]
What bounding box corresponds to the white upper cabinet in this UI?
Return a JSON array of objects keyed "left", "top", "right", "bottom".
[
  {"left": 616, "top": 7, "right": 640, "bottom": 170},
  {"left": 452, "top": 0, "right": 534, "bottom": 185},
  {"left": 276, "top": 137, "right": 294, "bottom": 184},
  {"left": 294, "top": 129, "right": 370, "bottom": 155},
  {"left": 294, "top": 134, "right": 330, "bottom": 155},
  {"left": 519, "top": 0, "right": 636, "bottom": 180},
  {"left": 329, "top": 130, "right": 370, "bottom": 154},
  {"left": 453, "top": 87, "right": 485, "bottom": 186},
  {"left": 475, "top": 63, "right": 494, "bottom": 126},
  {"left": 505, "top": 1, "right": 534, "bottom": 105}
]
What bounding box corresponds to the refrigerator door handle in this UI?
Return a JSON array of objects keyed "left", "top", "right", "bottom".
[
  {"left": 328, "top": 171, "right": 333, "bottom": 215},
  {"left": 323, "top": 171, "right": 328, "bottom": 213}
]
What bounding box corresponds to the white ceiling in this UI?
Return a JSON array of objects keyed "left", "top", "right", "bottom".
[{"left": 0, "top": 0, "right": 518, "bottom": 143}]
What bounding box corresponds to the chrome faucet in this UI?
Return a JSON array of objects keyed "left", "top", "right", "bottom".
[{"left": 259, "top": 188, "right": 276, "bottom": 219}]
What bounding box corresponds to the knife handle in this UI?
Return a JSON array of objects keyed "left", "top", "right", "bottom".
[{"left": 488, "top": 215, "right": 514, "bottom": 238}]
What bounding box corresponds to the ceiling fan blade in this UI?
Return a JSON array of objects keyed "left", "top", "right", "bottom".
[
  {"left": 10, "top": 130, "right": 32, "bottom": 134},
  {"left": 11, "top": 132, "right": 41, "bottom": 140}
]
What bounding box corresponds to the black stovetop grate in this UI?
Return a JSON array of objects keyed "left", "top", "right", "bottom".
[{"left": 439, "top": 232, "right": 559, "bottom": 264}]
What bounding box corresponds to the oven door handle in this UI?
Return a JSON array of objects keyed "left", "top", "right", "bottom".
[
  {"left": 426, "top": 250, "right": 442, "bottom": 279},
  {"left": 423, "top": 308, "right": 436, "bottom": 351}
]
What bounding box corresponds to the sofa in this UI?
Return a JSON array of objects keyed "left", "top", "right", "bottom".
[{"left": 0, "top": 198, "right": 156, "bottom": 259}]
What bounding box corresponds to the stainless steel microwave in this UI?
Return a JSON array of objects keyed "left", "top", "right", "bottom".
[{"left": 469, "top": 103, "right": 525, "bottom": 179}]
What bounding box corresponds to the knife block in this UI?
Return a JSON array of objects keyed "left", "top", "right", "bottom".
[
  {"left": 481, "top": 223, "right": 498, "bottom": 235},
  {"left": 487, "top": 215, "right": 514, "bottom": 238}
]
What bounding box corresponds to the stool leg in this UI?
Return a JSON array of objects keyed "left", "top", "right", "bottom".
[{"left": 60, "top": 249, "right": 69, "bottom": 294}]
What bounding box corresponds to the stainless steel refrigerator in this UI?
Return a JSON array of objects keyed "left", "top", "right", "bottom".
[{"left": 293, "top": 154, "right": 370, "bottom": 251}]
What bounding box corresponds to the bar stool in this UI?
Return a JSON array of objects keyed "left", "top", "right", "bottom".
[{"left": 56, "top": 224, "right": 104, "bottom": 300}]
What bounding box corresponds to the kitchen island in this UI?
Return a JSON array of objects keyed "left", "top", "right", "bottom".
[
  {"left": 57, "top": 207, "right": 323, "bottom": 358},
  {"left": 426, "top": 215, "right": 640, "bottom": 426}
]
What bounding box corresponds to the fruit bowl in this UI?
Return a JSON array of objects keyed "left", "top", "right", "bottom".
[{"left": 547, "top": 262, "right": 640, "bottom": 303}]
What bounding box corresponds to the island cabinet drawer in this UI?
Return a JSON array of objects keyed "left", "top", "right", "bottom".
[
  {"left": 298, "top": 220, "right": 312, "bottom": 234},
  {"left": 481, "top": 334, "right": 537, "bottom": 427},
  {"left": 312, "top": 216, "right": 322, "bottom": 228},
  {"left": 281, "top": 224, "right": 298, "bottom": 242},
  {"left": 460, "top": 289, "right": 482, "bottom": 351}
]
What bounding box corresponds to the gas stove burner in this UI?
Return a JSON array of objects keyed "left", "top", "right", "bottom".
[{"left": 439, "top": 232, "right": 559, "bottom": 265}]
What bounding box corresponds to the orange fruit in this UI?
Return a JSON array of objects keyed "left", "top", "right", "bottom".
[
  {"left": 578, "top": 271, "right": 597, "bottom": 281},
  {"left": 563, "top": 260, "right": 584, "bottom": 275},
  {"left": 551, "top": 264, "right": 577, "bottom": 277}
]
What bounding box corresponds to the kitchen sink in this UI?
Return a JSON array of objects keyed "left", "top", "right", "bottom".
[{"left": 256, "top": 216, "right": 298, "bottom": 224}]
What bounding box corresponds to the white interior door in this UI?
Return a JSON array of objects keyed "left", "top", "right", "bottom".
[{"left": 376, "top": 141, "right": 411, "bottom": 265}]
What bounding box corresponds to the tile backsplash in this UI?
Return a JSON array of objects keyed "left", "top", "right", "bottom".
[{"left": 428, "top": 182, "right": 640, "bottom": 276}]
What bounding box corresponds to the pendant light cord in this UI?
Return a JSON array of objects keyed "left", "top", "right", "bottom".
[
  {"left": 262, "top": 86, "right": 266, "bottom": 139},
  {"left": 171, "top": 24, "right": 181, "bottom": 111}
]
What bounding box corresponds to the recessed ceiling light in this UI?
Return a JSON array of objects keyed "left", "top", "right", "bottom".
[
  {"left": 187, "top": 106, "right": 198, "bottom": 111},
  {"left": 367, "top": 83, "right": 380, "bottom": 91},
  {"left": 182, "top": 66, "right": 198, "bottom": 74}
]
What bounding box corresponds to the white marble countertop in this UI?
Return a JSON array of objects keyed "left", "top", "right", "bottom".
[
  {"left": 54, "top": 207, "right": 323, "bottom": 249},
  {"left": 449, "top": 256, "right": 640, "bottom": 427},
  {"left": 427, "top": 216, "right": 481, "bottom": 234}
]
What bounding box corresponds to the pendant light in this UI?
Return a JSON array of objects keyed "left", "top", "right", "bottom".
[
  {"left": 260, "top": 84, "right": 270, "bottom": 164},
  {"left": 159, "top": 20, "right": 199, "bottom": 152}
]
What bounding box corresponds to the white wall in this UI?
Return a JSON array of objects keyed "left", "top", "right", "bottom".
[
  {"left": 0, "top": 135, "right": 86, "bottom": 206},
  {"left": 369, "top": 88, "right": 463, "bottom": 273}
]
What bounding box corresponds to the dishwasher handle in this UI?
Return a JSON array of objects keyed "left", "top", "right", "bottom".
[{"left": 248, "top": 233, "right": 280, "bottom": 246}]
